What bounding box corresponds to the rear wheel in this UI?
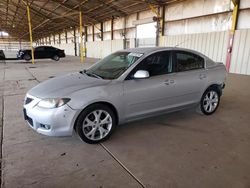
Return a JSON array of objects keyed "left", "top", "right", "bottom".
[
  {"left": 200, "top": 87, "right": 220, "bottom": 115},
  {"left": 52, "top": 55, "right": 60, "bottom": 61},
  {"left": 75, "top": 104, "right": 117, "bottom": 144},
  {"left": 23, "top": 54, "right": 31, "bottom": 61}
]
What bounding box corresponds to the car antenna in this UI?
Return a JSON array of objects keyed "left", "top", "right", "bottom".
[{"left": 174, "top": 37, "right": 191, "bottom": 47}]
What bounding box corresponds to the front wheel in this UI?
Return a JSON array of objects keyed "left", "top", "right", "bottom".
[
  {"left": 23, "top": 54, "right": 31, "bottom": 61},
  {"left": 200, "top": 87, "right": 220, "bottom": 115},
  {"left": 75, "top": 104, "right": 117, "bottom": 144}
]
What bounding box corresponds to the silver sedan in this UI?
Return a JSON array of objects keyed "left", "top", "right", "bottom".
[{"left": 23, "top": 47, "right": 227, "bottom": 144}]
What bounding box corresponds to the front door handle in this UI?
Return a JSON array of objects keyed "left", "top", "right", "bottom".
[
  {"left": 164, "top": 79, "right": 175, "bottom": 85},
  {"left": 199, "top": 74, "right": 206, "bottom": 79}
]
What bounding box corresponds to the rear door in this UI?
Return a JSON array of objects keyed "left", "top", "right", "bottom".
[
  {"left": 171, "top": 50, "right": 207, "bottom": 105},
  {"left": 44, "top": 47, "right": 55, "bottom": 58}
]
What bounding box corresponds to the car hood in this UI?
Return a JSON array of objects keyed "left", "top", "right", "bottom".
[{"left": 28, "top": 72, "right": 111, "bottom": 99}]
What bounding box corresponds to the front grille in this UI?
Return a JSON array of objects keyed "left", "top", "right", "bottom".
[
  {"left": 27, "top": 116, "right": 33, "bottom": 127},
  {"left": 25, "top": 97, "right": 33, "bottom": 105},
  {"left": 23, "top": 108, "right": 33, "bottom": 127}
]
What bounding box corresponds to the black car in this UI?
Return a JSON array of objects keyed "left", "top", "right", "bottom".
[
  {"left": 17, "top": 46, "right": 66, "bottom": 61},
  {"left": 0, "top": 50, "right": 5, "bottom": 60}
]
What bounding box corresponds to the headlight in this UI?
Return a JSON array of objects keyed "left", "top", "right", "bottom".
[{"left": 37, "top": 98, "right": 70, "bottom": 109}]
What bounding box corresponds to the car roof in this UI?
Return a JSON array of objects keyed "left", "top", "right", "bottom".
[
  {"left": 120, "top": 47, "right": 207, "bottom": 57},
  {"left": 35, "top": 46, "right": 54, "bottom": 48}
]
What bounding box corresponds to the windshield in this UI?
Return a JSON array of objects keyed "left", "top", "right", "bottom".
[{"left": 85, "top": 52, "right": 143, "bottom": 79}]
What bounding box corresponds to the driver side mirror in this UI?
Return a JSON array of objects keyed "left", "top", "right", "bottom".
[{"left": 133, "top": 70, "right": 150, "bottom": 79}]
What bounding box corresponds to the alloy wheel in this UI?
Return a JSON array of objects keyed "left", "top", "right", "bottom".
[
  {"left": 202, "top": 91, "right": 219, "bottom": 113},
  {"left": 82, "top": 110, "right": 112, "bottom": 141}
]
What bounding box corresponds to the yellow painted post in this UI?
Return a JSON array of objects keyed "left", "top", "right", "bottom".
[
  {"left": 79, "top": 11, "right": 84, "bottom": 63},
  {"left": 26, "top": 1, "right": 35, "bottom": 64},
  {"left": 159, "top": 19, "right": 164, "bottom": 47},
  {"left": 231, "top": 3, "right": 239, "bottom": 34},
  {"left": 225, "top": 0, "right": 239, "bottom": 71},
  {"left": 147, "top": 2, "right": 164, "bottom": 46}
]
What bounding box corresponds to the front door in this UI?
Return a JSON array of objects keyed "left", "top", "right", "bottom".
[
  {"left": 34, "top": 46, "right": 45, "bottom": 59},
  {"left": 123, "top": 51, "right": 176, "bottom": 119}
]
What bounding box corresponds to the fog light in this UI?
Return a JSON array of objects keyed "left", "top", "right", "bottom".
[{"left": 40, "top": 124, "right": 51, "bottom": 130}]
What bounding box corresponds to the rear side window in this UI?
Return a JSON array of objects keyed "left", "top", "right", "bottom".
[{"left": 175, "top": 51, "right": 204, "bottom": 72}]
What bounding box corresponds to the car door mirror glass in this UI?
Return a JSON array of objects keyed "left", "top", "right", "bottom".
[{"left": 133, "top": 70, "right": 150, "bottom": 79}]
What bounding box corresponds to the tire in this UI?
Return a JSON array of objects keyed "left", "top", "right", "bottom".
[
  {"left": 52, "top": 55, "right": 60, "bottom": 61},
  {"left": 200, "top": 87, "right": 220, "bottom": 115},
  {"left": 75, "top": 104, "right": 117, "bottom": 144},
  {"left": 23, "top": 54, "right": 31, "bottom": 61}
]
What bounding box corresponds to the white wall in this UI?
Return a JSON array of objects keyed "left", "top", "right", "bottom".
[
  {"left": 163, "top": 31, "right": 229, "bottom": 64},
  {"left": 230, "top": 29, "right": 250, "bottom": 75},
  {"left": 164, "top": 0, "right": 232, "bottom": 35},
  {"left": 53, "top": 43, "right": 77, "bottom": 56},
  {"left": 86, "top": 40, "right": 124, "bottom": 58}
]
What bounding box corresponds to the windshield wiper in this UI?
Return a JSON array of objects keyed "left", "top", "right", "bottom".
[
  {"left": 79, "top": 69, "right": 87, "bottom": 74},
  {"left": 79, "top": 69, "right": 103, "bottom": 79},
  {"left": 87, "top": 72, "right": 103, "bottom": 79}
]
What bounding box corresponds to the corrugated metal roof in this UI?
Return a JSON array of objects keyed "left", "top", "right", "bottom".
[{"left": 0, "top": 0, "right": 182, "bottom": 40}]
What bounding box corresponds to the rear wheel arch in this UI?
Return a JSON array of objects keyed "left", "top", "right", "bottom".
[{"left": 204, "top": 84, "right": 222, "bottom": 96}]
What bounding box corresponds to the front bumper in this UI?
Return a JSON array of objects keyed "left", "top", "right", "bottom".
[{"left": 23, "top": 94, "right": 78, "bottom": 136}]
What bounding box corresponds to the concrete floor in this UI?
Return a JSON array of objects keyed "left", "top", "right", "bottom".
[{"left": 0, "top": 56, "right": 250, "bottom": 188}]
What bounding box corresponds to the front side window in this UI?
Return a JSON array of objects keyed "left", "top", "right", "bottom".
[
  {"left": 45, "top": 47, "right": 55, "bottom": 51},
  {"left": 175, "top": 51, "right": 204, "bottom": 72},
  {"left": 85, "top": 52, "right": 143, "bottom": 80},
  {"left": 128, "top": 51, "right": 172, "bottom": 78}
]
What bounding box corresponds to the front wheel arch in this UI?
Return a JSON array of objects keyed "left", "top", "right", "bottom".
[{"left": 73, "top": 101, "right": 119, "bottom": 131}]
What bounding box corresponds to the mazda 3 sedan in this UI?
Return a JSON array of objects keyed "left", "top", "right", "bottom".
[{"left": 23, "top": 47, "right": 227, "bottom": 144}]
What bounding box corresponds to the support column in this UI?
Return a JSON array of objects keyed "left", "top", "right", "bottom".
[
  {"left": 25, "top": 0, "right": 34, "bottom": 64},
  {"left": 65, "top": 30, "right": 68, "bottom": 44},
  {"left": 135, "top": 12, "right": 139, "bottom": 47},
  {"left": 92, "top": 25, "right": 95, "bottom": 41},
  {"left": 84, "top": 26, "right": 88, "bottom": 42},
  {"left": 84, "top": 26, "right": 88, "bottom": 57},
  {"left": 19, "top": 39, "right": 22, "bottom": 49},
  {"left": 161, "top": 5, "right": 165, "bottom": 46},
  {"left": 111, "top": 17, "right": 114, "bottom": 40},
  {"left": 100, "top": 22, "right": 104, "bottom": 41},
  {"left": 53, "top": 34, "right": 55, "bottom": 44},
  {"left": 147, "top": 3, "right": 163, "bottom": 47},
  {"left": 59, "top": 33, "right": 61, "bottom": 44},
  {"left": 155, "top": 7, "right": 160, "bottom": 47},
  {"left": 123, "top": 16, "right": 127, "bottom": 49},
  {"left": 226, "top": 0, "right": 240, "bottom": 72},
  {"left": 73, "top": 27, "right": 77, "bottom": 56},
  {"left": 79, "top": 11, "right": 84, "bottom": 63}
]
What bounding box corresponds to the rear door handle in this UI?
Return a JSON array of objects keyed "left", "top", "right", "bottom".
[{"left": 164, "top": 79, "right": 175, "bottom": 85}]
